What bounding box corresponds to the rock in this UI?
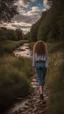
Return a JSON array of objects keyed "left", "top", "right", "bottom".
[
  {"left": 15, "top": 110, "right": 18, "bottom": 114},
  {"left": 39, "top": 107, "right": 48, "bottom": 114},
  {"left": 25, "top": 102, "right": 30, "bottom": 106},
  {"left": 25, "top": 48, "right": 29, "bottom": 49},
  {"left": 36, "top": 99, "right": 41, "bottom": 104},
  {"left": 17, "top": 48, "right": 25, "bottom": 51},
  {"left": 32, "top": 78, "right": 37, "bottom": 82},
  {"left": 32, "top": 97, "right": 37, "bottom": 102},
  {"left": 33, "top": 107, "right": 37, "bottom": 112},
  {"left": 23, "top": 106, "right": 29, "bottom": 110},
  {"left": 28, "top": 107, "right": 33, "bottom": 113},
  {"left": 28, "top": 99, "right": 32, "bottom": 103}
]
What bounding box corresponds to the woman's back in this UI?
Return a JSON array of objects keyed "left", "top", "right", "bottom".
[{"left": 32, "top": 40, "right": 48, "bottom": 100}]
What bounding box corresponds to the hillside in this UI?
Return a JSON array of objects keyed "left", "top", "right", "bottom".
[
  {"left": 26, "top": 0, "right": 64, "bottom": 42},
  {"left": 46, "top": 42, "right": 64, "bottom": 114}
]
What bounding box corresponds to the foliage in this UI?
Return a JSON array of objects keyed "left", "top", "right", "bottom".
[
  {"left": 29, "top": 0, "right": 64, "bottom": 42},
  {"left": 46, "top": 51, "right": 64, "bottom": 114},
  {"left": 0, "top": 0, "right": 18, "bottom": 21},
  {"left": 16, "top": 29, "right": 23, "bottom": 40},
  {"left": 24, "top": 32, "right": 31, "bottom": 41},
  {"left": 26, "top": 11, "right": 47, "bottom": 42},
  {"left": 45, "top": 41, "right": 64, "bottom": 114},
  {"left": 38, "top": 7, "right": 61, "bottom": 41},
  {"left": 48, "top": 0, "right": 64, "bottom": 7},
  {"left": 0, "top": 27, "right": 23, "bottom": 41},
  {"left": 0, "top": 56, "right": 32, "bottom": 111},
  {"left": 0, "top": 40, "right": 28, "bottom": 54}
]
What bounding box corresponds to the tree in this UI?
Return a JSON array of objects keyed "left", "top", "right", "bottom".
[
  {"left": 24, "top": 32, "right": 30, "bottom": 41},
  {"left": 7, "top": 29, "right": 17, "bottom": 41},
  {"left": 16, "top": 29, "right": 23, "bottom": 40},
  {"left": 0, "top": 0, "right": 18, "bottom": 22},
  {"left": 30, "top": 11, "right": 47, "bottom": 42},
  {"left": 48, "top": 0, "right": 64, "bottom": 7}
]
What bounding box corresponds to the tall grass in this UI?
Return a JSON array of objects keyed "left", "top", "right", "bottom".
[
  {"left": 46, "top": 43, "right": 64, "bottom": 114},
  {"left": 0, "top": 55, "right": 32, "bottom": 111},
  {"left": 0, "top": 40, "right": 28, "bottom": 54}
]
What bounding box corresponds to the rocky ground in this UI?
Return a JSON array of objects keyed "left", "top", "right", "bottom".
[{"left": 10, "top": 74, "right": 49, "bottom": 114}]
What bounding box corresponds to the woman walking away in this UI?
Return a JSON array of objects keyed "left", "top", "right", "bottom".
[{"left": 32, "top": 40, "right": 48, "bottom": 100}]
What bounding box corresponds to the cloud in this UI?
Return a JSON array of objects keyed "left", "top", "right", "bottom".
[
  {"left": 13, "top": 6, "right": 41, "bottom": 23},
  {"left": 0, "top": 6, "right": 42, "bottom": 33},
  {"left": 31, "top": 0, "right": 37, "bottom": 2},
  {"left": 43, "top": 0, "right": 50, "bottom": 9},
  {"left": 0, "top": 22, "right": 32, "bottom": 33},
  {"left": 15, "top": 0, "right": 38, "bottom": 8},
  {"left": 15, "top": 0, "right": 30, "bottom": 8},
  {"left": 1, "top": 1, "right": 46, "bottom": 33}
]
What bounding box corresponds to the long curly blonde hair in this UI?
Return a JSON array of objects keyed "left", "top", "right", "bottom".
[{"left": 33, "top": 40, "right": 47, "bottom": 56}]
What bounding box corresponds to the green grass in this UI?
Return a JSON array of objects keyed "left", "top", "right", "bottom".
[
  {"left": 0, "top": 40, "right": 28, "bottom": 54},
  {"left": 29, "top": 41, "right": 64, "bottom": 53},
  {"left": 29, "top": 42, "right": 35, "bottom": 50},
  {"left": 46, "top": 43, "right": 64, "bottom": 114},
  {"left": 47, "top": 42, "right": 64, "bottom": 53},
  {"left": 0, "top": 55, "right": 32, "bottom": 111}
]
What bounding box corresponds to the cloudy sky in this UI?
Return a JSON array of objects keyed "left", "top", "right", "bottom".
[{"left": 1, "top": 0, "right": 48, "bottom": 33}]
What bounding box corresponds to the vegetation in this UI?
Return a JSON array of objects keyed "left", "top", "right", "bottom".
[
  {"left": 25, "top": 11, "right": 47, "bottom": 42},
  {"left": 38, "top": 6, "right": 64, "bottom": 42},
  {"left": 0, "top": 0, "right": 17, "bottom": 21},
  {"left": 0, "top": 28, "right": 24, "bottom": 41},
  {"left": 26, "top": 0, "right": 64, "bottom": 42},
  {"left": 0, "top": 40, "right": 28, "bottom": 54},
  {"left": 0, "top": 56, "right": 32, "bottom": 112},
  {"left": 46, "top": 42, "right": 64, "bottom": 114},
  {"left": 0, "top": 27, "right": 28, "bottom": 54}
]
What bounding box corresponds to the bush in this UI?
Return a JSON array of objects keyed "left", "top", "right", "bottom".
[
  {"left": 46, "top": 42, "right": 64, "bottom": 114},
  {"left": 0, "top": 56, "right": 32, "bottom": 111},
  {"left": 0, "top": 40, "right": 28, "bottom": 54}
]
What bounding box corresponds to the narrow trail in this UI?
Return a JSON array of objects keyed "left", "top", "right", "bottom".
[
  {"left": 5, "top": 43, "right": 49, "bottom": 114},
  {"left": 6, "top": 74, "right": 49, "bottom": 114}
]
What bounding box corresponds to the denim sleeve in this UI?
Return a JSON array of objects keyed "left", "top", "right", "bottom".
[{"left": 45, "top": 52, "right": 48, "bottom": 68}]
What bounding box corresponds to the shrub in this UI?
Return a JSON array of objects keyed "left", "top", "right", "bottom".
[{"left": 0, "top": 56, "right": 32, "bottom": 111}]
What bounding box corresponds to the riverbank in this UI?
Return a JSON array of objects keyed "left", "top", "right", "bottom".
[
  {"left": 0, "top": 42, "right": 32, "bottom": 113},
  {"left": 0, "top": 40, "right": 28, "bottom": 55}
]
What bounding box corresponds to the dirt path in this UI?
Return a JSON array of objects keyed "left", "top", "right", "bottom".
[{"left": 6, "top": 74, "right": 49, "bottom": 114}]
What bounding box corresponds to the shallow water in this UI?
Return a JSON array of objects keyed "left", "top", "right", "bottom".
[{"left": 13, "top": 43, "right": 32, "bottom": 58}]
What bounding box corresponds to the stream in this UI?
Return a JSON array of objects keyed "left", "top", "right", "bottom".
[
  {"left": 13, "top": 43, "right": 32, "bottom": 58},
  {"left": 4, "top": 43, "right": 48, "bottom": 114}
]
